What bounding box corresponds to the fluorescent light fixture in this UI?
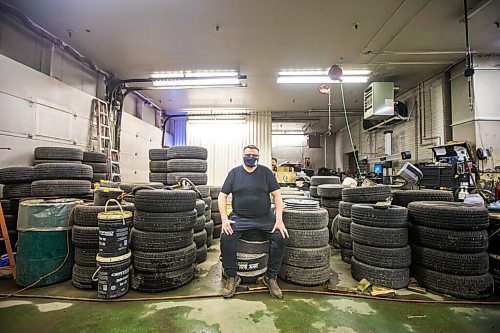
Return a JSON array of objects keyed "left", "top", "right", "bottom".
[
  {"left": 150, "top": 70, "right": 245, "bottom": 88},
  {"left": 278, "top": 69, "right": 371, "bottom": 76},
  {"left": 151, "top": 71, "right": 239, "bottom": 79},
  {"left": 277, "top": 76, "right": 368, "bottom": 84},
  {"left": 152, "top": 77, "right": 241, "bottom": 87}
]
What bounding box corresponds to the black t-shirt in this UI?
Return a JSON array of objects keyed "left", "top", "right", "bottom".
[{"left": 221, "top": 165, "right": 280, "bottom": 218}]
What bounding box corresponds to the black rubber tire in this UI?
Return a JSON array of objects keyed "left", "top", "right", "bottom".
[
  {"left": 163, "top": 159, "right": 208, "bottom": 173},
  {"left": 321, "top": 198, "right": 340, "bottom": 208},
  {"left": 195, "top": 245, "right": 208, "bottom": 264},
  {"left": 166, "top": 173, "right": 208, "bottom": 186},
  {"left": 206, "top": 234, "right": 213, "bottom": 248},
  {"left": 310, "top": 176, "right": 341, "bottom": 186},
  {"left": 340, "top": 248, "right": 353, "bottom": 264},
  {"left": 131, "top": 266, "right": 194, "bottom": 292},
  {"left": 237, "top": 239, "right": 269, "bottom": 253},
  {"left": 72, "top": 264, "right": 97, "bottom": 289},
  {"left": 119, "top": 182, "right": 164, "bottom": 193},
  {"left": 210, "top": 186, "right": 221, "bottom": 200},
  {"left": 211, "top": 212, "right": 222, "bottom": 225},
  {"left": 392, "top": 189, "right": 454, "bottom": 207},
  {"left": 132, "top": 243, "right": 196, "bottom": 272},
  {"left": 134, "top": 189, "right": 196, "bottom": 213},
  {"left": 408, "top": 201, "right": 489, "bottom": 231},
  {"left": 31, "top": 180, "right": 92, "bottom": 197},
  {"left": 74, "top": 247, "right": 99, "bottom": 267},
  {"left": 131, "top": 228, "right": 194, "bottom": 252},
  {"left": 149, "top": 148, "right": 169, "bottom": 161},
  {"left": 202, "top": 196, "right": 212, "bottom": 208},
  {"left": 408, "top": 223, "right": 488, "bottom": 253},
  {"left": 149, "top": 160, "right": 168, "bottom": 172},
  {"left": 204, "top": 209, "right": 212, "bottom": 221},
  {"left": 195, "top": 199, "right": 206, "bottom": 216},
  {"left": 338, "top": 201, "right": 354, "bottom": 217},
  {"left": 287, "top": 228, "right": 329, "bottom": 248},
  {"left": 317, "top": 185, "right": 344, "bottom": 199},
  {"left": 167, "top": 146, "right": 208, "bottom": 160},
  {"left": 2, "top": 183, "right": 32, "bottom": 199},
  {"left": 1, "top": 199, "right": 17, "bottom": 215},
  {"left": 149, "top": 172, "right": 168, "bottom": 183},
  {"left": 283, "top": 209, "right": 329, "bottom": 230},
  {"left": 210, "top": 200, "right": 219, "bottom": 212},
  {"left": 490, "top": 255, "right": 500, "bottom": 295},
  {"left": 342, "top": 186, "right": 391, "bottom": 203},
  {"left": 194, "top": 229, "right": 208, "bottom": 248},
  {"left": 353, "top": 242, "right": 411, "bottom": 269},
  {"left": 133, "top": 209, "right": 196, "bottom": 232},
  {"left": 351, "top": 204, "right": 408, "bottom": 228},
  {"left": 34, "top": 147, "right": 83, "bottom": 161},
  {"left": 0, "top": 167, "right": 34, "bottom": 184},
  {"left": 278, "top": 263, "right": 331, "bottom": 286},
  {"left": 85, "top": 162, "right": 107, "bottom": 174},
  {"left": 92, "top": 173, "right": 108, "bottom": 182},
  {"left": 283, "top": 245, "right": 330, "bottom": 268},
  {"left": 205, "top": 220, "right": 214, "bottom": 236},
  {"left": 83, "top": 152, "right": 107, "bottom": 163},
  {"left": 351, "top": 222, "right": 408, "bottom": 248},
  {"left": 410, "top": 243, "right": 489, "bottom": 276},
  {"left": 213, "top": 224, "right": 222, "bottom": 238},
  {"left": 72, "top": 226, "right": 99, "bottom": 248},
  {"left": 33, "top": 159, "right": 82, "bottom": 166},
  {"left": 196, "top": 185, "right": 211, "bottom": 198},
  {"left": 351, "top": 257, "right": 409, "bottom": 289},
  {"left": 34, "top": 163, "right": 93, "bottom": 180},
  {"left": 4, "top": 215, "right": 17, "bottom": 229},
  {"left": 309, "top": 186, "right": 319, "bottom": 198},
  {"left": 338, "top": 231, "right": 352, "bottom": 249},
  {"left": 411, "top": 264, "right": 494, "bottom": 300},
  {"left": 193, "top": 215, "right": 206, "bottom": 232},
  {"left": 73, "top": 202, "right": 135, "bottom": 227},
  {"left": 324, "top": 207, "right": 339, "bottom": 218},
  {"left": 338, "top": 216, "right": 352, "bottom": 233}
]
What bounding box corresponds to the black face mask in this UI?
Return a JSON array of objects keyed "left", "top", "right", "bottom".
[{"left": 243, "top": 156, "right": 259, "bottom": 167}]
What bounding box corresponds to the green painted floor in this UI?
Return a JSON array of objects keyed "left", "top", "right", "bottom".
[{"left": 1, "top": 241, "right": 499, "bottom": 333}]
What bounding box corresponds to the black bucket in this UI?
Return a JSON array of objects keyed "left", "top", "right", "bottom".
[
  {"left": 94, "top": 187, "right": 124, "bottom": 206},
  {"left": 93, "top": 251, "right": 131, "bottom": 299},
  {"left": 97, "top": 208, "right": 133, "bottom": 258}
]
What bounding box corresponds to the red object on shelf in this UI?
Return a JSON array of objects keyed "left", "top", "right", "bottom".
[{"left": 495, "top": 182, "right": 500, "bottom": 201}]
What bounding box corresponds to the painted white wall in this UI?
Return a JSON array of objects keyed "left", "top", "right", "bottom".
[{"left": 272, "top": 134, "right": 335, "bottom": 170}]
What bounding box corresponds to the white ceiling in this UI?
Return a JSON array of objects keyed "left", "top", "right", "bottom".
[{"left": 7, "top": 0, "right": 500, "bottom": 132}]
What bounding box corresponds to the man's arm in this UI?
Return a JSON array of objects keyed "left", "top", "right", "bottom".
[
  {"left": 218, "top": 192, "right": 235, "bottom": 235},
  {"left": 271, "top": 189, "right": 288, "bottom": 238}
]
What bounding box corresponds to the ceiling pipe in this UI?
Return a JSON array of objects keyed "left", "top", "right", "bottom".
[{"left": 459, "top": 0, "right": 493, "bottom": 22}]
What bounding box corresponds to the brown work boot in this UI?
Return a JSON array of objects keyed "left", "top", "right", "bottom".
[
  {"left": 263, "top": 276, "right": 283, "bottom": 299},
  {"left": 222, "top": 276, "right": 241, "bottom": 298}
]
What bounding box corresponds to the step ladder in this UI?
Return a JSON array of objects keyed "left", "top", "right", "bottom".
[{"left": 0, "top": 204, "right": 16, "bottom": 279}]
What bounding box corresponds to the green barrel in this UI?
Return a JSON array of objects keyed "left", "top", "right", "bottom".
[{"left": 16, "top": 199, "right": 83, "bottom": 287}]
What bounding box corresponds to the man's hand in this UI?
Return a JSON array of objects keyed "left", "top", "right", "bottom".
[
  {"left": 271, "top": 220, "right": 289, "bottom": 238},
  {"left": 222, "top": 219, "right": 236, "bottom": 235}
]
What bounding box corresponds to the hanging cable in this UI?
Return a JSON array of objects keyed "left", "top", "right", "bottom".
[{"left": 340, "top": 83, "right": 362, "bottom": 181}]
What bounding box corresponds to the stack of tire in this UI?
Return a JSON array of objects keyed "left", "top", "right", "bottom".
[
  {"left": 0, "top": 166, "right": 34, "bottom": 254},
  {"left": 392, "top": 189, "right": 454, "bottom": 207},
  {"left": 83, "top": 152, "right": 108, "bottom": 183},
  {"left": 33, "top": 147, "right": 83, "bottom": 166},
  {"left": 71, "top": 202, "right": 135, "bottom": 289},
  {"left": 408, "top": 202, "right": 493, "bottom": 299},
  {"left": 210, "top": 186, "right": 223, "bottom": 239},
  {"left": 279, "top": 201, "right": 331, "bottom": 285},
  {"left": 337, "top": 185, "right": 392, "bottom": 264},
  {"left": 317, "top": 184, "right": 343, "bottom": 242},
  {"left": 149, "top": 146, "right": 208, "bottom": 186},
  {"left": 197, "top": 186, "right": 214, "bottom": 248},
  {"left": 309, "top": 176, "right": 340, "bottom": 202},
  {"left": 488, "top": 214, "right": 500, "bottom": 295},
  {"left": 350, "top": 204, "right": 411, "bottom": 289},
  {"left": 130, "top": 189, "right": 196, "bottom": 292},
  {"left": 281, "top": 187, "right": 305, "bottom": 201},
  {"left": 31, "top": 162, "right": 93, "bottom": 198}
]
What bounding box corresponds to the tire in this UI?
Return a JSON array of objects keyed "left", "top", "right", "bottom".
[
  {"left": 148, "top": 160, "right": 168, "bottom": 172},
  {"left": 149, "top": 172, "right": 168, "bottom": 183},
  {"left": 213, "top": 224, "right": 222, "bottom": 238},
  {"left": 353, "top": 242, "right": 411, "bottom": 269},
  {"left": 351, "top": 257, "right": 409, "bottom": 289},
  {"left": 72, "top": 264, "right": 97, "bottom": 289},
  {"left": 309, "top": 186, "right": 319, "bottom": 198},
  {"left": 131, "top": 228, "right": 194, "bottom": 252},
  {"left": 211, "top": 200, "right": 219, "bottom": 212},
  {"left": 210, "top": 186, "right": 221, "bottom": 200},
  {"left": 278, "top": 263, "right": 331, "bottom": 286},
  {"left": 83, "top": 152, "right": 107, "bottom": 163},
  {"left": 195, "top": 245, "right": 208, "bottom": 264},
  {"left": 238, "top": 238, "right": 269, "bottom": 253},
  {"left": 167, "top": 146, "right": 207, "bottom": 160},
  {"left": 132, "top": 243, "right": 196, "bottom": 272},
  {"left": 283, "top": 245, "right": 330, "bottom": 268},
  {"left": 392, "top": 189, "right": 454, "bottom": 207},
  {"left": 212, "top": 212, "right": 222, "bottom": 225},
  {"left": 134, "top": 189, "right": 196, "bottom": 213},
  {"left": 92, "top": 173, "right": 108, "bottom": 182},
  {"left": 72, "top": 226, "right": 99, "bottom": 248},
  {"left": 310, "top": 176, "right": 341, "bottom": 186},
  {"left": 149, "top": 148, "right": 169, "bottom": 161},
  {"left": 205, "top": 220, "right": 214, "bottom": 236},
  {"left": 166, "top": 173, "right": 208, "bottom": 186},
  {"left": 408, "top": 202, "right": 489, "bottom": 231},
  {"left": 33, "top": 160, "right": 82, "bottom": 166},
  {"left": 85, "top": 162, "right": 107, "bottom": 174},
  {"left": 195, "top": 199, "right": 206, "bottom": 216},
  {"left": 351, "top": 223, "right": 408, "bottom": 248},
  {"left": 34, "top": 163, "right": 93, "bottom": 180},
  {"left": 0, "top": 167, "right": 34, "bottom": 184},
  {"left": 194, "top": 229, "right": 208, "bottom": 248},
  {"left": 1, "top": 199, "right": 17, "bottom": 215},
  {"left": 321, "top": 198, "right": 340, "bottom": 208},
  {"left": 194, "top": 215, "right": 206, "bottom": 232},
  {"left": 351, "top": 204, "right": 408, "bottom": 228},
  {"left": 2, "top": 183, "right": 32, "bottom": 199},
  {"left": 206, "top": 234, "right": 213, "bottom": 248},
  {"left": 202, "top": 197, "right": 212, "bottom": 208},
  {"left": 338, "top": 231, "right": 352, "bottom": 249},
  {"left": 317, "top": 185, "right": 344, "bottom": 199},
  {"left": 131, "top": 266, "right": 194, "bottom": 292},
  {"left": 196, "top": 185, "right": 211, "bottom": 198},
  {"left": 204, "top": 209, "right": 212, "bottom": 221},
  {"left": 34, "top": 147, "right": 83, "bottom": 161},
  {"left": 341, "top": 248, "right": 353, "bottom": 264},
  {"left": 133, "top": 209, "right": 196, "bottom": 232},
  {"left": 119, "top": 182, "right": 164, "bottom": 193},
  {"left": 338, "top": 216, "right": 352, "bottom": 233},
  {"left": 4, "top": 215, "right": 17, "bottom": 229},
  {"left": 410, "top": 243, "right": 489, "bottom": 276},
  {"left": 408, "top": 223, "right": 488, "bottom": 253},
  {"left": 287, "top": 228, "right": 329, "bottom": 248},
  {"left": 411, "top": 264, "right": 493, "bottom": 299},
  {"left": 283, "top": 209, "right": 329, "bottom": 230},
  {"left": 164, "top": 159, "right": 208, "bottom": 173},
  {"left": 74, "top": 247, "right": 99, "bottom": 267},
  {"left": 342, "top": 186, "right": 391, "bottom": 203},
  {"left": 73, "top": 202, "right": 135, "bottom": 227},
  {"left": 324, "top": 207, "right": 339, "bottom": 218},
  {"left": 31, "top": 180, "right": 92, "bottom": 197},
  {"left": 338, "top": 201, "right": 354, "bottom": 217}
]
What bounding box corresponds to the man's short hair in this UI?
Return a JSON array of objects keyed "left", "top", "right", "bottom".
[{"left": 243, "top": 144, "right": 259, "bottom": 153}]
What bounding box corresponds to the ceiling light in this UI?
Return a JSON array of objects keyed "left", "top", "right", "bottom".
[
  {"left": 150, "top": 71, "right": 246, "bottom": 88},
  {"left": 278, "top": 69, "right": 371, "bottom": 76},
  {"left": 277, "top": 76, "right": 368, "bottom": 84},
  {"left": 151, "top": 71, "right": 240, "bottom": 79}
]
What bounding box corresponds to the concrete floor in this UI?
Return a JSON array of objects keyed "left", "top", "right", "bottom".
[{"left": 0, "top": 241, "right": 499, "bottom": 333}]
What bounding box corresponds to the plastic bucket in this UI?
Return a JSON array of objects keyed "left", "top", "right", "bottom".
[
  {"left": 94, "top": 187, "right": 124, "bottom": 206},
  {"left": 97, "top": 210, "right": 132, "bottom": 257},
  {"left": 94, "top": 251, "right": 131, "bottom": 299}
]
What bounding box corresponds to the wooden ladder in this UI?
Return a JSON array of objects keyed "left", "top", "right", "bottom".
[{"left": 0, "top": 204, "right": 16, "bottom": 279}]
